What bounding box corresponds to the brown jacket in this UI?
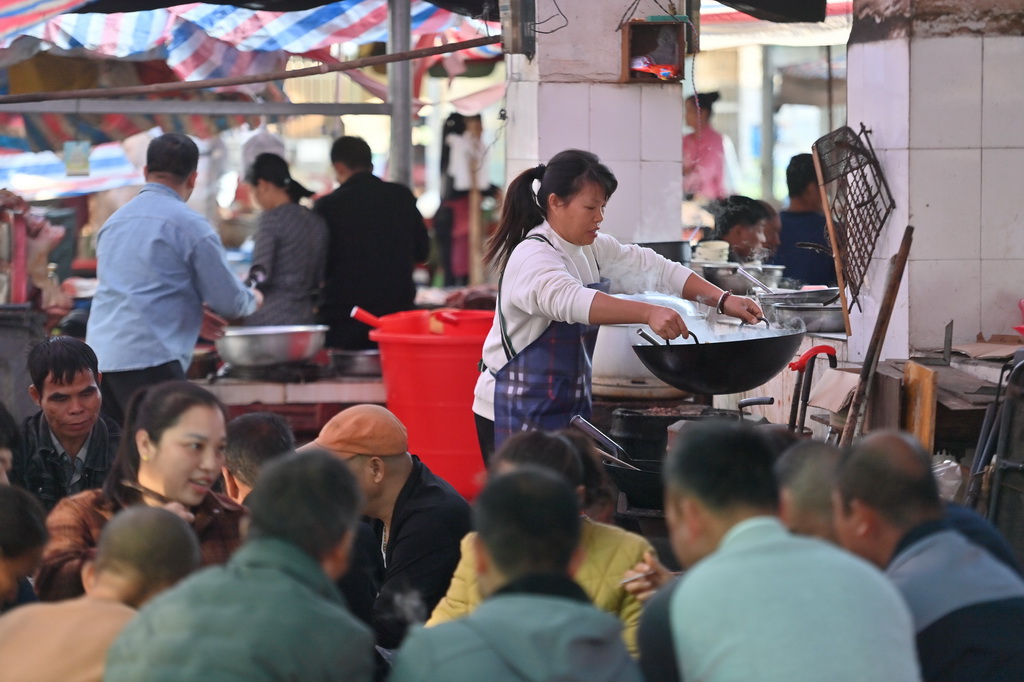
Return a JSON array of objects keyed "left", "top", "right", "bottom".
[{"left": 36, "top": 488, "right": 246, "bottom": 601}]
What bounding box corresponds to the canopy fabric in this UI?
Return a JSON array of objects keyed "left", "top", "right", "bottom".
[
  {"left": 0, "top": 141, "right": 144, "bottom": 200},
  {"left": 699, "top": 0, "right": 851, "bottom": 50}
]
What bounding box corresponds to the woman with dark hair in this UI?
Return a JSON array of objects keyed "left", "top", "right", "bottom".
[
  {"left": 427, "top": 429, "right": 653, "bottom": 655},
  {"left": 35, "top": 381, "right": 246, "bottom": 601},
  {"left": 474, "top": 149, "right": 761, "bottom": 457},
  {"left": 709, "top": 195, "right": 771, "bottom": 262},
  {"left": 683, "top": 91, "right": 734, "bottom": 201},
  {"left": 243, "top": 152, "right": 328, "bottom": 326}
]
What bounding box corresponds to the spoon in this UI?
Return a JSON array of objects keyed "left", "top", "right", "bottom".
[{"left": 635, "top": 327, "right": 700, "bottom": 346}]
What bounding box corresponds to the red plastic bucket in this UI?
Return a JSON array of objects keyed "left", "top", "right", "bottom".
[{"left": 369, "top": 308, "right": 492, "bottom": 499}]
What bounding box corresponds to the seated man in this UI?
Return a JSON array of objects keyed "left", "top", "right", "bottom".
[
  {"left": 834, "top": 431, "right": 1024, "bottom": 681},
  {"left": 304, "top": 404, "right": 471, "bottom": 649},
  {"left": 0, "top": 485, "right": 48, "bottom": 614},
  {"left": 0, "top": 507, "right": 199, "bottom": 682},
  {"left": 13, "top": 337, "right": 120, "bottom": 510},
  {"left": 104, "top": 450, "right": 374, "bottom": 682},
  {"left": 645, "top": 420, "right": 919, "bottom": 682},
  {"left": 778, "top": 437, "right": 1022, "bottom": 573},
  {"left": 773, "top": 153, "right": 837, "bottom": 286},
  {"left": 222, "top": 412, "right": 295, "bottom": 505},
  {"left": 391, "top": 467, "right": 642, "bottom": 682}
]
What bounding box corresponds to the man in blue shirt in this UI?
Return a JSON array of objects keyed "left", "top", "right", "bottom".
[
  {"left": 87, "top": 133, "right": 261, "bottom": 423},
  {"left": 773, "top": 153, "right": 837, "bottom": 286}
]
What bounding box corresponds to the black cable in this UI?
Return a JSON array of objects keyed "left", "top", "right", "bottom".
[{"left": 532, "top": 0, "right": 568, "bottom": 35}]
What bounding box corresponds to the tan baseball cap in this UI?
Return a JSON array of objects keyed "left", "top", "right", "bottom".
[{"left": 302, "top": 404, "right": 408, "bottom": 459}]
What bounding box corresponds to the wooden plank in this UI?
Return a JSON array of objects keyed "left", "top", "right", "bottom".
[
  {"left": 811, "top": 147, "right": 852, "bottom": 336},
  {"left": 904, "top": 360, "right": 937, "bottom": 452}
]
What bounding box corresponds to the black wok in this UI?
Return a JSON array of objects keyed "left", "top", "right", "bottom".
[{"left": 633, "top": 328, "right": 804, "bottom": 395}]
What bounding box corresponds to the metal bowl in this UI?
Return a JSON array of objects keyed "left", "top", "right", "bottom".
[
  {"left": 765, "top": 304, "right": 845, "bottom": 333},
  {"left": 328, "top": 349, "right": 382, "bottom": 376},
  {"left": 700, "top": 262, "right": 762, "bottom": 295},
  {"left": 759, "top": 265, "right": 785, "bottom": 289},
  {"left": 216, "top": 325, "right": 328, "bottom": 367}
]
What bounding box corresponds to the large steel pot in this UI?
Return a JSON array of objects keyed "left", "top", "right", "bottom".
[
  {"left": 216, "top": 325, "right": 328, "bottom": 367},
  {"left": 764, "top": 303, "right": 845, "bottom": 334},
  {"left": 632, "top": 324, "right": 805, "bottom": 395}
]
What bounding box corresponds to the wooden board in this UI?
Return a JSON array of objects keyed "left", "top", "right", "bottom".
[{"left": 903, "top": 360, "right": 937, "bottom": 452}]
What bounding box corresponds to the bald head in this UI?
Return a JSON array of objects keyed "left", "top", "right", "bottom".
[
  {"left": 835, "top": 430, "right": 943, "bottom": 530},
  {"left": 93, "top": 507, "right": 200, "bottom": 607},
  {"left": 775, "top": 441, "right": 841, "bottom": 541}
]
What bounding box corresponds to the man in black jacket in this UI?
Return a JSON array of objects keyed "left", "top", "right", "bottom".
[
  {"left": 304, "top": 404, "right": 470, "bottom": 651},
  {"left": 13, "top": 337, "right": 120, "bottom": 511},
  {"left": 315, "top": 136, "right": 430, "bottom": 350}
]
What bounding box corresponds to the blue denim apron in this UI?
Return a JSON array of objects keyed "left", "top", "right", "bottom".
[{"left": 492, "top": 235, "right": 611, "bottom": 449}]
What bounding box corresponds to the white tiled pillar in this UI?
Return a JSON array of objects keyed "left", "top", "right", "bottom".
[
  {"left": 504, "top": 1, "right": 684, "bottom": 245},
  {"left": 847, "top": 1, "right": 1024, "bottom": 361}
]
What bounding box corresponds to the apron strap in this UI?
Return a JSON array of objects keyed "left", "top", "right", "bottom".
[{"left": 495, "top": 234, "right": 601, "bottom": 362}]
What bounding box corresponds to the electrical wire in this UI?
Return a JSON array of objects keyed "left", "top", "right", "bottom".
[{"left": 532, "top": 0, "right": 569, "bottom": 35}]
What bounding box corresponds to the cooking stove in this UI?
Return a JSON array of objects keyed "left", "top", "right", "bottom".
[{"left": 216, "top": 362, "right": 331, "bottom": 384}]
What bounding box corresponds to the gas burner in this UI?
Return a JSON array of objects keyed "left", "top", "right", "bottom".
[{"left": 220, "top": 362, "right": 329, "bottom": 383}]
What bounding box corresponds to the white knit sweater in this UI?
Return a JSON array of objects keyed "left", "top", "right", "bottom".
[{"left": 472, "top": 222, "right": 694, "bottom": 420}]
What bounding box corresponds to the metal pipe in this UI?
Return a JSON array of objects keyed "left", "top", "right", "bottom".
[{"left": 387, "top": 0, "right": 412, "bottom": 187}]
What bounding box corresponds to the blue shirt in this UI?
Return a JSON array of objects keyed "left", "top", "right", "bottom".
[
  {"left": 774, "top": 211, "right": 837, "bottom": 286},
  {"left": 88, "top": 182, "right": 258, "bottom": 372}
]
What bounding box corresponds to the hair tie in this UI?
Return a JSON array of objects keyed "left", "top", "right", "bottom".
[{"left": 534, "top": 163, "right": 546, "bottom": 181}]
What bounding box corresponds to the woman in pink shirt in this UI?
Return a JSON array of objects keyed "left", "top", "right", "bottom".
[{"left": 683, "top": 92, "right": 729, "bottom": 201}]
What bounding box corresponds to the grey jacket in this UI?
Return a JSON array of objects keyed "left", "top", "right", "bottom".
[{"left": 390, "top": 573, "right": 643, "bottom": 682}]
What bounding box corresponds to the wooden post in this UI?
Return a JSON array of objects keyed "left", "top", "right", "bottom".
[{"left": 812, "top": 146, "right": 852, "bottom": 336}]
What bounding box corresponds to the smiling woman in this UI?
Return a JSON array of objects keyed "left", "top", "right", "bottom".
[{"left": 33, "top": 382, "right": 247, "bottom": 601}]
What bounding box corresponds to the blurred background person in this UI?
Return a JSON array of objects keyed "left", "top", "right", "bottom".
[
  {"left": 35, "top": 381, "right": 245, "bottom": 601},
  {"left": 774, "top": 153, "right": 837, "bottom": 287},
  {"left": 0, "top": 485, "right": 47, "bottom": 614},
  {"left": 222, "top": 412, "right": 295, "bottom": 505},
  {"left": 0, "top": 507, "right": 199, "bottom": 682},
  {"left": 242, "top": 153, "right": 328, "bottom": 327},
  {"left": 429, "top": 429, "right": 651, "bottom": 655},
  {"left": 683, "top": 92, "right": 740, "bottom": 202},
  {"left": 708, "top": 195, "right": 770, "bottom": 263},
  {"left": 104, "top": 450, "right": 375, "bottom": 682}
]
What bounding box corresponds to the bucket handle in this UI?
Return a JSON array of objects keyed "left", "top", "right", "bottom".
[{"left": 350, "top": 306, "right": 383, "bottom": 329}]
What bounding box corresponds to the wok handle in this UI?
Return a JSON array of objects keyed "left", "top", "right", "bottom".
[
  {"left": 569, "top": 415, "right": 638, "bottom": 468},
  {"left": 740, "top": 317, "right": 770, "bottom": 329},
  {"left": 350, "top": 306, "right": 383, "bottom": 329}
]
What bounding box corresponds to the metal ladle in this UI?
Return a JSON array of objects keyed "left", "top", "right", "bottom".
[{"left": 735, "top": 266, "right": 777, "bottom": 295}]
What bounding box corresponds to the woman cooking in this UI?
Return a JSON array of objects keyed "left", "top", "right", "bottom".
[
  {"left": 473, "top": 149, "right": 762, "bottom": 461},
  {"left": 243, "top": 153, "right": 328, "bottom": 326}
]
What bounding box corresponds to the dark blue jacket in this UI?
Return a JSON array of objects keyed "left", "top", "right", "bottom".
[{"left": 888, "top": 520, "right": 1024, "bottom": 682}]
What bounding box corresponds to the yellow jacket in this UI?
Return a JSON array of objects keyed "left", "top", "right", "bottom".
[{"left": 427, "top": 518, "right": 653, "bottom": 655}]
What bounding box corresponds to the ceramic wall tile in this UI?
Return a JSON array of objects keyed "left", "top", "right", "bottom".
[
  {"left": 909, "top": 36, "right": 982, "bottom": 150},
  {"left": 637, "top": 161, "right": 683, "bottom": 243},
  {"left": 504, "top": 80, "right": 539, "bottom": 163},
  {"left": 980, "top": 259, "right": 1024, "bottom": 338},
  {"left": 908, "top": 259, "right": 981, "bottom": 350},
  {"left": 981, "top": 148, "right": 1024, "bottom": 260},
  {"left": 589, "top": 84, "right": 642, "bottom": 162},
  {"left": 602, "top": 161, "right": 641, "bottom": 243},
  {"left": 907, "top": 148, "right": 981, "bottom": 260},
  {"left": 538, "top": 82, "right": 590, "bottom": 158},
  {"left": 982, "top": 36, "right": 1024, "bottom": 149},
  {"left": 845, "top": 254, "right": 911, "bottom": 362},
  {"left": 848, "top": 40, "right": 910, "bottom": 151},
  {"left": 641, "top": 85, "right": 683, "bottom": 162}
]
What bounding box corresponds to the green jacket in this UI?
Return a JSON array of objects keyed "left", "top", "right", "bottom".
[{"left": 104, "top": 537, "right": 374, "bottom": 682}]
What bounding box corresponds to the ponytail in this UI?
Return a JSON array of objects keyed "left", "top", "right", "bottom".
[
  {"left": 486, "top": 150, "right": 617, "bottom": 270},
  {"left": 485, "top": 163, "right": 546, "bottom": 269}
]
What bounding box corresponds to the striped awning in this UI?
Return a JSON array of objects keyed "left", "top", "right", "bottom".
[{"left": 0, "top": 141, "right": 144, "bottom": 200}]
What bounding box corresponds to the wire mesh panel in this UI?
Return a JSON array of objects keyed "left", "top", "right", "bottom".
[{"left": 812, "top": 124, "right": 895, "bottom": 310}]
